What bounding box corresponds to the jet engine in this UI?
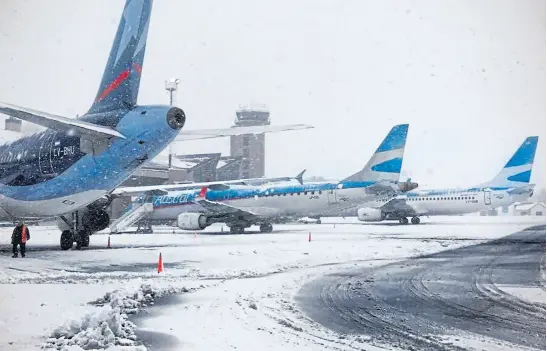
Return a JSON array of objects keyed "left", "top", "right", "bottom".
[
  {"left": 177, "top": 213, "right": 208, "bottom": 230},
  {"left": 357, "top": 207, "right": 386, "bottom": 222},
  {"left": 82, "top": 209, "right": 110, "bottom": 232}
]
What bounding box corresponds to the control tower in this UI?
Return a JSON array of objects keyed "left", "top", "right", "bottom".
[{"left": 230, "top": 104, "right": 270, "bottom": 178}]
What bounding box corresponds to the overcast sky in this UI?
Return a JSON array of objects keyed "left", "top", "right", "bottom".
[{"left": 0, "top": 0, "right": 544, "bottom": 189}]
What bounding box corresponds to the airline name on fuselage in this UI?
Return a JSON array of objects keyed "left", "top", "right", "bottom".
[{"left": 153, "top": 193, "right": 194, "bottom": 207}]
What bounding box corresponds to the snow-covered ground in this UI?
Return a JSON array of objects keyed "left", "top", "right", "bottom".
[{"left": 0, "top": 215, "right": 544, "bottom": 350}]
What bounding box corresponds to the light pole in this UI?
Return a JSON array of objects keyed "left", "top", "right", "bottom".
[
  {"left": 165, "top": 78, "right": 181, "bottom": 106},
  {"left": 165, "top": 78, "right": 181, "bottom": 169}
]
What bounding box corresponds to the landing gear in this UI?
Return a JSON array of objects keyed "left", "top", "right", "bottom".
[
  {"left": 75, "top": 230, "right": 90, "bottom": 250},
  {"left": 411, "top": 216, "right": 421, "bottom": 225},
  {"left": 60, "top": 229, "right": 90, "bottom": 250},
  {"left": 259, "top": 223, "right": 273, "bottom": 233},
  {"left": 399, "top": 217, "right": 409, "bottom": 225},
  {"left": 57, "top": 208, "right": 109, "bottom": 250},
  {"left": 60, "top": 230, "right": 73, "bottom": 250},
  {"left": 316, "top": 219, "right": 322, "bottom": 224},
  {"left": 230, "top": 226, "right": 245, "bottom": 234}
]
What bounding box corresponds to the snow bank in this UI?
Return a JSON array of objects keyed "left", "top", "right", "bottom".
[{"left": 42, "top": 280, "right": 197, "bottom": 350}]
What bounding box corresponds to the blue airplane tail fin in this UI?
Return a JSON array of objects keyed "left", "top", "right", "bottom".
[
  {"left": 342, "top": 124, "right": 409, "bottom": 183},
  {"left": 86, "top": 0, "right": 153, "bottom": 115},
  {"left": 481, "top": 136, "right": 538, "bottom": 188}
]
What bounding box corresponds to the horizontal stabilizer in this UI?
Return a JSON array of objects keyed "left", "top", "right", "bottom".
[
  {"left": 506, "top": 184, "right": 535, "bottom": 195},
  {"left": 174, "top": 124, "right": 313, "bottom": 142},
  {"left": 0, "top": 101, "right": 126, "bottom": 139}
]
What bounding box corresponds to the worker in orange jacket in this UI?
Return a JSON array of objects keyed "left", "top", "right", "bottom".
[{"left": 12, "top": 221, "right": 30, "bottom": 258}]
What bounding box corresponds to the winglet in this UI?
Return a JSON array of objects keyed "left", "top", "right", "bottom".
[{"left": 295, "top": 169, "right": 306, "bottom": 185}]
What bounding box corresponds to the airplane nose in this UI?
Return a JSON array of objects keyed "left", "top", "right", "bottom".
[{"left": 166, "top": 107, "right": 186, "bottom": 130}]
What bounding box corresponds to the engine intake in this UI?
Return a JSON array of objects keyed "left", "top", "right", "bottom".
[
  {"left": 82, "top": 209, "right": 110, "bottom": 232},
  {"left": 177, "top": 212, "right": 208, "bottom": 230},
  {"left": 357, "top": 207, "right": 386, "bottom": 222}
]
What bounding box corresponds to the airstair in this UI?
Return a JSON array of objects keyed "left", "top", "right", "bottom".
[{"left": 109, "top": 202, "right": 154, "bottom": 234}]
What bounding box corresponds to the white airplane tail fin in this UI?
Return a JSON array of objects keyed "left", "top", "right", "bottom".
[
  {"left": 342, "top": 124, "right": 409, "bottom": 183},
  {"left": 479, "top": 136, "right": 538, "bottom": 189}
]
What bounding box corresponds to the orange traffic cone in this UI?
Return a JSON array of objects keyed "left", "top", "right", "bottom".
[
  {"left": 157, "top": 253, "right": 164, "bottom": 273},
  {"left": 107, "top": 236, "right": 111, "bottom": 248},
  {"left": 308, "top": 232, "right": 311, "bottom": 242}
]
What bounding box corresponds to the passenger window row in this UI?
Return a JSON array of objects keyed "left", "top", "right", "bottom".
[
  {"left": 260, "top": 190, "right": 324, "bottom": 197},
  {"left": 379, "top": 196, "right": 477, "bottom": 202}
]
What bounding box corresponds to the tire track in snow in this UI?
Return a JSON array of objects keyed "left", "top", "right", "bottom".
[{"left": 297, "top": 226, "right": 546, "bottom": 350}]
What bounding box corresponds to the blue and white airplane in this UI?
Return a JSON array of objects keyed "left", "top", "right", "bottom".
[
  {"left": 356, "top": 136, "right": 539, "bottom": 224},
  {"left": 114, "top": 124, "right": 418, "bottom": 234},
  {"left": 0, "top": 0, "right": 312, "bottom": 250}
]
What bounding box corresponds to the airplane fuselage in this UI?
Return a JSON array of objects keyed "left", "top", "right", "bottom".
[
  {"left": 137, "top": 181, "right": 382, "bottom": 223},
  {"left": 366, "top": 187, "right": 532, "bottom": 218},
  {"left": 0, "top": 105, "right": 183, "bottom": 219}
]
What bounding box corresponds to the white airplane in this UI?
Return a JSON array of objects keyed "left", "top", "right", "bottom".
[
  {"left": 356, "top": 136, "right": 539, "bottom": 224},
  {"left": 110, "top": 170, "right": 307, "bottom": 233},
  {"left": 111, "top": 124, "right": 419, "bottom": 234},
  {"left": 0, "top": 0, "right": 312, "bottom": 250}
]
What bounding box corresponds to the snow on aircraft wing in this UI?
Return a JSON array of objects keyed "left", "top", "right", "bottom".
[
  {"left": 380, "top": 197, "right": 420, "bottom": 216},
  {"left": 0, "top": 101, "right": 126, "bottom": 139},
  {"left": 111, "top": 169, "right": 307, "bottom": 198},
  {"left": 195, "top": 199, "right": 258, "bottom": 219},
  {"left": 111, "top": 182, "right": 242, "bottom": 197},
  {"left": 188, "top": 186, "right": 257, "bottom": 219},
  {"left": 174, "top": 124, "right": 314, "bottom": 142}
]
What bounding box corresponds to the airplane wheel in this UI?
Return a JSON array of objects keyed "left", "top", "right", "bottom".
[
  {"left": 60, "top": 230, "right": 73, "bottom": 250},
  {"left": 411, "top": 216, "right": 420, "bottom": 225},
  {"left": 399, "top": 217, "right": 409, "bottom": 225},
  {"left": 230, "top": 226, "right": 244, "bottom": 234},
  {"left": 260, "top": 223, "right": 273, "bottom": 233},
  {"left": 81, "top": 231, "right": 90, "bottom": 247},
  {"left": 316, "top": 219, "right": 322, "bottom": 224}
]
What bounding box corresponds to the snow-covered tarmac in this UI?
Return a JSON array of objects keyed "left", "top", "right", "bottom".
[{"left": 0, "top": 216, "right": 544, "bottom": 351}]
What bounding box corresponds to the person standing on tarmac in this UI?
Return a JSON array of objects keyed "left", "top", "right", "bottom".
[{"left": 12, "top": 221, "right": 30, "bottom": 258}]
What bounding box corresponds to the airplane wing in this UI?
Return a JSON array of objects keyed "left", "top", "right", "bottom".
[
  {"left": 195, "top": 198, "right": 258, "bottom": 218},
  {"left": 174, "top": 124, "right": 313, "bottom": 142},
  {"left": 111, "top": 169, "right": 307, "bottom": 198},
  {"left": 0, "top": 101, "right": 126, "bottom": 139},
  {"left": 379, "top": 197, "right": 422, "bottom": 216},
  {"left": 111, "top": 182, "right": 239, "bottom": 198}
]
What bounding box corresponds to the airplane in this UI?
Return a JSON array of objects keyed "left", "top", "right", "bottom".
[
  {"left": 110, "top": 169, "right": 307, "bottom": 233},
  {"left": 0, "top": 0, "right": 313, "bottom": 250},
  {"left": 112, "top": 124, "right": 418, "bottom": 234},
  {"left": 356, "top": 136, "right": 539, "bottom": 224},
  {"left": 111, "top": 169, "right": 307, "bottom": 198}
]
